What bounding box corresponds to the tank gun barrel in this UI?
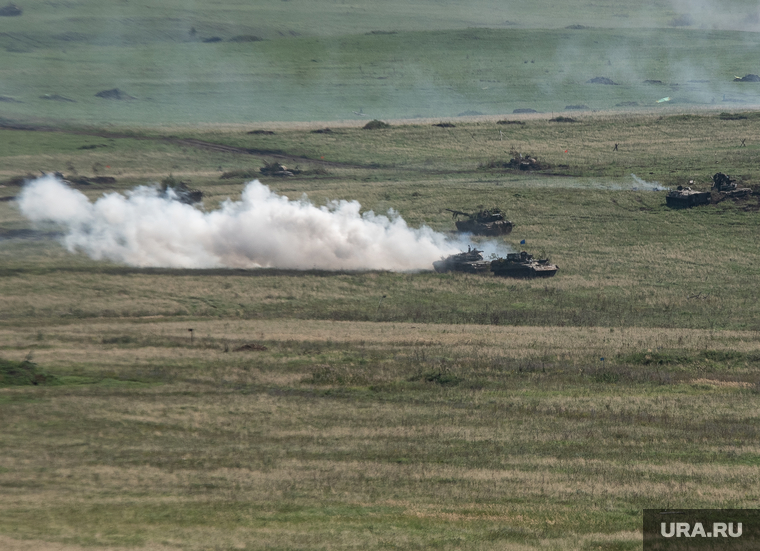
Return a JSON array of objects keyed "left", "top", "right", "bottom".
[{"left": 445, "top": 208, "right": 470, "bottom": 218}]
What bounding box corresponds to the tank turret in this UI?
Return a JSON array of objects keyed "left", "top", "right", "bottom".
[
  {"left": 446, "top": 208, "right": 513, "bottom": 236},
  {"left": 433, "top": 246, "right": 493, "bottom": 274}
]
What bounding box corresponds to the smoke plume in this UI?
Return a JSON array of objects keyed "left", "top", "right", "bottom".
[
  {"left": 631, "top": 174, "right": 667, "bottom": 191},
  {"left": 18, "top": 175, "right": 492, "bottom": 271}
]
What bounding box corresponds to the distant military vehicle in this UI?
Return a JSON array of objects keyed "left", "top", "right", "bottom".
[
  {"left": 259, "top": 161, "right": 299, "bottom": 177},
  {"left": 490, "top": 251, "right": 558, "bottom": 278},
  {"left": 665, "top": 183, "right": 711, "bottom": 208},
  {"left": 160, "top": 181, "right": 203, "bottom": 204},
  {"left": 433, "top": 247, "right": 492, "bottom": 274},
  {"left": 446, "top": 208, "right": 513, "bottom": 236},
  {"left": 712, "top": 172, "right": 751, "bottom": 198}
]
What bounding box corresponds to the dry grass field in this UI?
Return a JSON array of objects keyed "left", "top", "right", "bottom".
[
  {"left": 1, "top": 319, "right": 759, "bottom": 550},
  {"left": 0, "top": 108, "right": 759, "bottom": 549},
  {"left": 4, "top": 1, "right": 760, "bottom": 547}
]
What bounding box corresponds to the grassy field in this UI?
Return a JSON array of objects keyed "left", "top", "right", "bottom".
[
  {"left": 3, "top": 25, "right": 760, "bottom": 123},
  {"left": 1, "top": 1, "right": 760, "bottom": 549},
  {"left": 1, "top": 110, "right": 760, "bottom": 550},
  {"left": 2, "top": 319, "right": 759, "bottom": 550},
  {"left": 2, "top": 3, "right": 760, "bottom": 123}
]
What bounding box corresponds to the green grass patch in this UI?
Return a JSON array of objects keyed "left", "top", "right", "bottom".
[
  {"left": 0, "top": 358, "right": 60, "bottom": 386},
  {"left": 1, "top": 22, "right": 760, "bottom": 124}
]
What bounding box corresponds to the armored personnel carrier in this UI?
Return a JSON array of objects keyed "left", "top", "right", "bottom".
[
  {"left": 433, "top": 247, "right": 492, "bottom": 274},
  {"left": 446, "top": 208, "right": 513, "bottom": 236},
  {"left": 490, "top": 251, "right": 558, "bottom": 278},
  {"left": 665, "top": 183, "right": 711, "bottom": 208},
  {"left": 712, "top": 172, "right": 751, "bottom": 198}
]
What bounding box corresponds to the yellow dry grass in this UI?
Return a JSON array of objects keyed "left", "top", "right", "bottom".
[
  {"left": 0, "top": 535, "right": 178, "bottom": 551},
  {"left": 4, "top": 318, "right": 758, "bottom": 358}
]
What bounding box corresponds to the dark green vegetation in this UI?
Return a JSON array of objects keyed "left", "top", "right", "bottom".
[{"left": 0, "top": 358, "right": 59, "bottom": 386}]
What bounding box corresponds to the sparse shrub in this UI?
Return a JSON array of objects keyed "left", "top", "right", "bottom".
[
  {"left": 703, "top": 350, "right": 743, "bottom": 362},
  {"left": 592, "top": 371, "right": 620, "bottom": 384},
  {"left": 220, "top": 169, "right": 260, "bottom": 179},
  {"left": 667, "top": 114, "right": 703, "bottom": 122},
  {"left": 0, "top": 358, "right": 59, "bottom": 386},
  {"left": 363, "top": 119, "right": 390, "bottom": 130},
  {"left": 718, "top": 112, "right": 748, "bottom": 120},
  {"left": 408, "top": 369, "right": 461, "bottom": 386},
  {"left": 228, "top": 35, "right": 263, "bottom": 42},
  {"left": 102, "top": 336, "right": 133, "bottom": 345}
]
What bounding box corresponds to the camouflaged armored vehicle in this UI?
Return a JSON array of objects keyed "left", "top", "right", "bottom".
[
  {"left": 160, "top": 181, "right": 203, "bottom": 204},
  {"left": 665, "top": 183, "right": 711, "bottom": 208},
  {"left": 446, "top": 208, "right": 513, "bottom": 236},
  {"left": 433, "top": 247, "right": 492, "bottom": 274},
  {"left": 259, "top": 161, "right": 299, "bottom": 177},
  {"left": 712, "top": 172, "right": 751, "bottom": 198},
  {"left": 490, "top": 251, "right": 558, "bottom": 278}
]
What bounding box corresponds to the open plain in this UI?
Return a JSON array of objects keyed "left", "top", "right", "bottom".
[{"left": 1, "top": 1, "right": 760, "bottom": 550}]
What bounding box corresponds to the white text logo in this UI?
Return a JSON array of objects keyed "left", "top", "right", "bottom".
[{"left": 661, "top": 522, "right": 742, "bottom": 538}]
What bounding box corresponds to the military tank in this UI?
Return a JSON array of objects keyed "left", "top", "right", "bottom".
[
  {"left": 712, "top": 172, "right": 751, "bottom": 198},
  {"left": 433, "top": 247, "right": 493, "bottom": 274},
  {"left": 160, "top": 181, "right": 203, "bottom": 204},
  {"left": 490, "top": 251, "right": 558, "bottom": 278},
  {"left": 446, "top": 208, "right": 513, "bottom": 236},
  {"left": 665, "top": 183, "right": 711, "bottom": 208}
]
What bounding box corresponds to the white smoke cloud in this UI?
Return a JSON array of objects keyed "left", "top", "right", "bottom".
[
  {"left": 17, "top": 175, "right": 494, "bottom": 271},
  {"left": 631, "top": 174, "right": 668, "bottom": 191},
  {"left": 668, "top": 0, "right": 760, "bottom": 31}
]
